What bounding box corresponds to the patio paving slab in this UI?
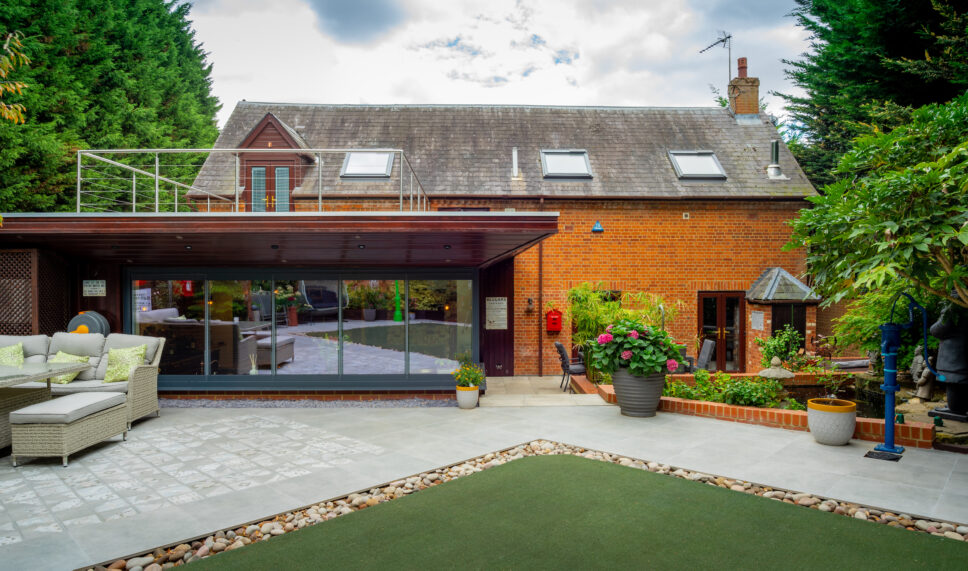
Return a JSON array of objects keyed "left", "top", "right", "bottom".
[{"left": 1, "top": 405, "right": 967, "bottom": 569}]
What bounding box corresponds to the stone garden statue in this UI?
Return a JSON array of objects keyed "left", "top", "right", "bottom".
[
  {"left": 758, "top": 356, "right": 794, "bottom": 380},
  {"left": 909, "top": 344, "right": 935, "bottom": 400},
  {"left": 929, "top": 301, "right": 968, "bottom": 419}
]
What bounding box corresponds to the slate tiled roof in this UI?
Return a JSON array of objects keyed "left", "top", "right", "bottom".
[{"left": 194, "top": 102, "right": 816, "bottom": 200}]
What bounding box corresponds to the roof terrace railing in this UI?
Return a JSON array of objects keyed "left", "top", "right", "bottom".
[{"left": 75, "top": 148, "right": 431, "bottom": 213}]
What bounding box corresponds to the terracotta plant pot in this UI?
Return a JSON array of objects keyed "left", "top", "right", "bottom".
[
  {"left": 287, "top": 306, "right": 299, "bottom": 326},
  {"left": 807, "top": 398, "right": 857, "bottom": 445},
  {"left": 456, "top": 385, "right": 480, "bottom": 409},
  {"left": 611, "top": 369, "right": 664, "bottom": 417}
]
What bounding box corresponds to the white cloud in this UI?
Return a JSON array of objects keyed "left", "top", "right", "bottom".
[{"left": 188, "top": 0, "right": 808, "bottom": 127}]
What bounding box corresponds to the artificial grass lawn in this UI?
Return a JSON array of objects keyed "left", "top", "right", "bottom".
[
  {"left": 194, "top": 455, "right": 967, "bottom": 570},
  {"left": 307, "top": 322, "right": 468, "bottom": 360}
]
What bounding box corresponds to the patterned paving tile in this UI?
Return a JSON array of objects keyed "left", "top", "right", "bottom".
[{"left": 0, "top": 413, "right": 384, "bottom": 546}]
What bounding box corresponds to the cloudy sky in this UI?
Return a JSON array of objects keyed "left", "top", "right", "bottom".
[{"left": 189, "top": 0, "right": 810, "bottom": 127}]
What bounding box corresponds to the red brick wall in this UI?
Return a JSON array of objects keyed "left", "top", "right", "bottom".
[{"left": 436, "top": 198, "right": 808, "bottom": 375}]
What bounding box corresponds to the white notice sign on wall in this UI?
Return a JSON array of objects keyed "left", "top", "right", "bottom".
[
  {"left": 751, "top": 310, "right": 764, "bottom": 331},
  {"left": 82, "top": 280, "right": 106, "bottom": 297},
  {"left": 485, "top": 297, "right": 508, "bottom": 330}
]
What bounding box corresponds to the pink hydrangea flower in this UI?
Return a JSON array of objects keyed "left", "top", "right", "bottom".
[
  {"left": 605, "top": 325, "right": 613, "bottom": 333},
  {"left": 666, "top": 359, "right": 679, "bottom": 372},
  {"left": 621, "top": 350, "right": 633, "bottom": 360},
  {"left": 628, "top": 329, "right": 639, "bottom": 339},
  {"left": 597, "top": 333, "right": 613, "bottom": 345}
]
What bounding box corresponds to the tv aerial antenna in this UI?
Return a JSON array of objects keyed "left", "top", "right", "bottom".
[{"left": 700, "top": 31, "right": 732, "bottom": 92}]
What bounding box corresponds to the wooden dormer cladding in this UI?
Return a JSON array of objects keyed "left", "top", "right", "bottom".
[{"left": 238, "top": 113, "right": 313, "bottom": 212}]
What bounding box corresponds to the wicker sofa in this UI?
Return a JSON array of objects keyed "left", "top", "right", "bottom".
[{"left": 0, "top": 332, "right": 165, "bottom": 429}]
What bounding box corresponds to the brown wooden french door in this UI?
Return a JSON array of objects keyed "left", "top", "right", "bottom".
[
  {"left": 698, "top": 292, "right": 746, "bottom": 372},
  {"left": 247, "top": 163, "right": 293, "bottom": 212}
]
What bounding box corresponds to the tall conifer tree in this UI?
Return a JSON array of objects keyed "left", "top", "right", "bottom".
[
  {"left": 0, "top": 0, "right": 219, "bottom": 211},
  {"left": 779, "top": 0, "right": 968, "bottom": 188}
]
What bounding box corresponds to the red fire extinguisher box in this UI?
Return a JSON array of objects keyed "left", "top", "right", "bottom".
[{"left": 545, "top": 309, "right": 562, "bottom": 332}]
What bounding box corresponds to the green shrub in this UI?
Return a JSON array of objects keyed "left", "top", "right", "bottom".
[
  {"left": 663, "top": 372, "right": 785, "bottom": 408},
  {"left": 754, "top": 324, "right": 804, "bottom": 368}
]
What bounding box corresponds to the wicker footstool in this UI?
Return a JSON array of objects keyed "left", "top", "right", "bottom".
[{"left": 10, "top": 392, "right": 128, "bottom": 467}]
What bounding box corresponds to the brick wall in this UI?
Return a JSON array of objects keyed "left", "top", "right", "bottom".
[{"left": 436, "top": 198, "right": 808, "bottom": 375}]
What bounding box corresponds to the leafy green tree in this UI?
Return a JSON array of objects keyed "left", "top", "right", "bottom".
[
  {"left": 0, "top": 0, "right": 219, "bottom": 212},
  {"left": 787, "top": 94, "right": 968, "bottom": 309},
  {"left": 779, "top": 0, "right": 968, "bottom": 188},
  {"left": 0, "top": 31, "right": 29, "bottom": 124}
]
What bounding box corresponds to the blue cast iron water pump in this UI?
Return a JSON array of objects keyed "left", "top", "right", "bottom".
[{"left": 877, "top": 293, "right": 944, "bottom": 454}]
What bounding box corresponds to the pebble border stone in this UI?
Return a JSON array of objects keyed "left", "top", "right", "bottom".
[{"left": 85, "top": 440, "right": 968, "bottom": 570}]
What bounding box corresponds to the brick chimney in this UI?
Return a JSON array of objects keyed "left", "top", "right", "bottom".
[{"left": 728, "top": 57, "right": 759, "bottom": 115}]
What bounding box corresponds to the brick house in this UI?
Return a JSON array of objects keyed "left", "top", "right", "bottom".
[{"left": 0, "top": 61, "right": 817, "bottom": 394}]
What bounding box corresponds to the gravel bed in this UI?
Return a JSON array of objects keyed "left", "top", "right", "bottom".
[
  {"left": 88, "top": 439, "right": 968, "bottom": 570},
  {"left": 159, "top": 398, "right": 457, "bottom": 409}
]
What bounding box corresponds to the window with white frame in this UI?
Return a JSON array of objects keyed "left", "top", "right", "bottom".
[
  {"left": 340, "top": 152, "right": 394, "bottom": 178},
  {"left": 668, "top": 150, "right": 727, "bottom": 179},
  {"left": 540, "top": 150, "right": 593, "bottom": 178}
]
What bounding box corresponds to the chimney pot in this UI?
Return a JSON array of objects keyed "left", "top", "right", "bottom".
[{"left": 737, "top": 57, "right": 748, "bottom": 78}]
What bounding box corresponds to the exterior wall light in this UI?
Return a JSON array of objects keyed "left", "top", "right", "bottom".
[{"left": 592, "top": 221, "right": 604, "bottom": 233}]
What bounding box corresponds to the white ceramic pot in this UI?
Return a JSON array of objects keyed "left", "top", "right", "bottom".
[
  {"left": 807, "top": 398, "right": 857, "bottom": 445},
  {"left": 456, "top": 385, "right": 480, "bottom": 409}
]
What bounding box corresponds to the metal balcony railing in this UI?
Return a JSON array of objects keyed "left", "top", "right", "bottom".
[{"left": 75, "top": 148, "right": 431, "bottom": 213}]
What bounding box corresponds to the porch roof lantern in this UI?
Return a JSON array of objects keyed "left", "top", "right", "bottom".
[{"left": 746, "top": 267, "right": 820, "bottom": 304}]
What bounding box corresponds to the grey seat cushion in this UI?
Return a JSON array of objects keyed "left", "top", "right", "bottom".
[
  {"left": 256, "top": 335, "right": 295, "bottom": 348},
  {"left": 0, "top": 335, "right": 50, "bottom": 364},
  {"left": 52, "top": 380, "right": 128, "bottom": 395},
  {"left": 94, "top": 334, "right": 161, "bottom": 380},
  {"left": 10, "top": 392, "right": 126, "bottom": 424},
  {"left": 48, "top": 333, "right": 105, "bottom": 381}
]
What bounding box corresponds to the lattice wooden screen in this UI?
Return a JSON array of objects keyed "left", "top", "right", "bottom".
[
  {"left": 0, "top": 250, "right": 33, "bottom": 335},
  {"left": 37, "top": 251, "right": 73, "bottom": 334}
]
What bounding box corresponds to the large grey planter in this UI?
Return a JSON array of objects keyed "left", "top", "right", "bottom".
[{"left": 611, "top": 369, "right": 665, "bottom": 417}]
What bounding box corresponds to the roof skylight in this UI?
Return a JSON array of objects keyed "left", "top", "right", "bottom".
[
  {"left": 668, "top": 150, "right": 726, "bottom": 179},
  {"left": 540, "top": 150, "right": 592, "bottom": 178},
  {"left": 341, "top": 152, "right": 394, "bottom": 178}
]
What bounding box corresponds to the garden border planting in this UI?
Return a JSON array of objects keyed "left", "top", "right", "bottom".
[{"left": 570, "top": 375, "right": 935, "bottom": 448}]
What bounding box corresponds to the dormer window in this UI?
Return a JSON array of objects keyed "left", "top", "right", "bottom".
[
  {"left": 540, "top": 150, "right": 592, "bottom": 178},
  {"left": 341, "top": 152, "right": 394, "bottom": 178},
  {"left": 668, "top": 150, "right": 727, "bottom": 179}
]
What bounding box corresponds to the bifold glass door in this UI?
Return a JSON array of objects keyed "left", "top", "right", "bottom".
[{"left": 130, "top": 274, "right": 473, "bottom": 383}]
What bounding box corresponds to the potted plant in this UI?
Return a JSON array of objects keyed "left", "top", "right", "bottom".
[
  {"left": 807, "top": 373, "right": 856, "bottom": 445},
  {"left": 807, "top": 398, "right": 857, "bottom": 445},
  {"left": 452, "top": 360, "right": 485, "bottom": 409},
  {"left": 362, "top": 288, "right": 381, "bottom": 321},
  {"left": 588, "top": 317, "right": 684, "bottom": 417}
]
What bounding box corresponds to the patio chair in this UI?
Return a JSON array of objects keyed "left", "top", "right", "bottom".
[{"left": 555, "top": 342, "right": 585, "bottom": 393}]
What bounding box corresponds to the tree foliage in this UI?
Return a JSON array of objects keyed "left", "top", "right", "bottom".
[
  {"left": 787, "top": 94, "right": 968, "bottom": 309},
  {"left": 779, "top": 0, "right": 968, "bottom": 188},
  {"left": 0, "top": 31, "right": 29, "bottom": 124},
  {"left": 0, "top": 0, "right": 220, "bottom": 212}
]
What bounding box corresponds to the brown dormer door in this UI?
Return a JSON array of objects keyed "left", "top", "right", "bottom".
[{"left": 249, "top": 164, "right": 292, "bottom": 212}]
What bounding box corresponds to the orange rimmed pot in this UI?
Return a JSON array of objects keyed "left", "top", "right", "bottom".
[
  {"left": 456, "top": 385, "right": 480, "bottom": 409},
  {"left": 807, "top": 398, "right": 857, "bottom": 446}
]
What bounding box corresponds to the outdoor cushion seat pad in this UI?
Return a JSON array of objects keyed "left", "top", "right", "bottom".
[
  {"left": 10, "top": 392, "right": 125, "bottom": 424},
  {"left": 48, "top": 333, "right": 105, "bottom": 381},
  {"left": 256, "top": 335, "right": 295, "bottom": 348},
  {"left": 0, "top": 335, "right": 49, "bottom": 363},
  {"left": 52, "top": 380, "right": 128, "bottom": 395},
  {"left": 13, "top": 380, "right": 128, "bottom": 394}
]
